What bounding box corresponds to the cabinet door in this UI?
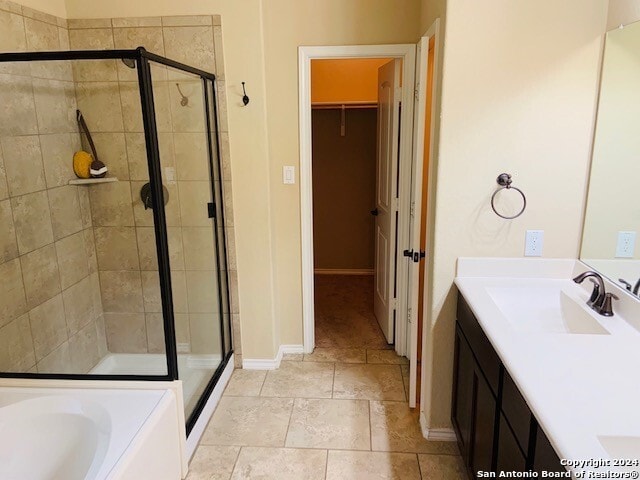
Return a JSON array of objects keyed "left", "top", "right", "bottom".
[
  {"left": 452, "top": 326, "right": 475, "bottom": 464},
  {"left": 470, "top": 371, "right": 496, "bottom": 474},
  {"left": 533, "top": 425, "right": 565, "bottom": 473},
  {"left": 496, "top": 414, "right": 527, "bottom": 473}
]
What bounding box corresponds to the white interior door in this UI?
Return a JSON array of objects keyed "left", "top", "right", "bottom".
[
  {"left": 373, "top": 59, "right": 401, "bottom": 344},
  {"left": 406, "top": 37, "right": 430, "bottom": 408}
]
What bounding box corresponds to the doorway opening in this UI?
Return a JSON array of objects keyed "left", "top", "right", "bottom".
[
  {"left": 299, "top": 44, "right": 417, "bottom": 404},
  {"left": 311, "top": 58, "right": 398, "bottom": 353}
]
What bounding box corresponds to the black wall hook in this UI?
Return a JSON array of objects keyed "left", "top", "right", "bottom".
[{"left": 241, "top": 81, "right": 250, "bottom": 106}]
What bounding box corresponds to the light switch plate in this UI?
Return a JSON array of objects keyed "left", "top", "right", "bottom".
[
  {"left": 615, "top": 231, "right": 636, "bottom": 258},
  {"left": 525, "top": 230, "right": 544, "bottom": 257},
  {"left": 283, "top": 166, "right": 295, "bottom": 184}
]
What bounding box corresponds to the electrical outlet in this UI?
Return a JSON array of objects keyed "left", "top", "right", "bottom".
[
  {"left": 615, "top": 231, "right": 636, "bottom": 258},
  {"left": 525, "top": 230, "right": 544, "bottom": 257}
]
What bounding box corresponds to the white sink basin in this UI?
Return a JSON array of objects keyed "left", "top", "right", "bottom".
[
  {"left": 598, "top": 436, "right": 640, "bottom": 466},
  {"left": 486, "top": 285, "right": 610, "bottom": 335}
]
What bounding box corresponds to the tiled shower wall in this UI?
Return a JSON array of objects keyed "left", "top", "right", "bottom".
[
  {"left": 67, "top": 15, "right": 239, "bottom": 360},
  {"left": 0, "top": 1, "right": 240, "bottom": 372},
  {"left": 0, "top": 2, "right": 106, "bottom": 373}
]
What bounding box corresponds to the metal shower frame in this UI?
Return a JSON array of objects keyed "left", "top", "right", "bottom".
[{"left": 0, "top": 47, "right": 233, "bottom": 433}]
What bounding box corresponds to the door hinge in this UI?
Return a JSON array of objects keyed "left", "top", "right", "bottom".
[
  {"left": 403, "top": 249, "right": 426, "bottom": 263},
  {"left": 414, "top": 87, "right": 419, "bottom": 103},
  {"left": 407, "top": 307, "right": 412, "bottom": 324},
  {"left": 392, "top": 197, "right": 399, "bottom": 211},
  {"left": 410, "top": 201, "right": 415, "bottom": 217},
  {"left": 207, "top": 202, "right": 216, "bottom": 218},
  {"left": 390, "top": 297, "right": 397, "bottom": 308}
]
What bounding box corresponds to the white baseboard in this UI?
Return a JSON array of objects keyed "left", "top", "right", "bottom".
[
  {"left": 186, "top": 354, "right": 234, "bottom": 460},
  {"left": 314, "top": 269, "right": 374, "bottom": 275},
  {"left": 280, "top": 344, "right": 304, "bottom": 355},
  {"left": 242, "top": 344, "right": 304, "bottom": 370},
  {"left": 419, "top": 411, "right": 457, "bottom": 442},
  {"left": 241, "top": 358, "right": 279, "bottom": 370}
]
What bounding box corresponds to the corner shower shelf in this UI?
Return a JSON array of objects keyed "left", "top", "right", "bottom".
[{"left": 68, "top": 177, "right": 118, "bottom": 186}]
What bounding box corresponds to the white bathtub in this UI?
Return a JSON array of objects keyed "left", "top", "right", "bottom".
[{"left": 0, "top": 386, "right": 184, "bottom": 480}]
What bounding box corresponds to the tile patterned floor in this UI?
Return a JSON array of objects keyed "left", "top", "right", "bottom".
[
  {"left": 189, "top": 353, "right": 464, "bottom": 479},
  {"left": 187, "top": 276, "right": 465, "bottom": 479},
  {"left": 314, "top": 275, "right": 393, "bottom": 350}
]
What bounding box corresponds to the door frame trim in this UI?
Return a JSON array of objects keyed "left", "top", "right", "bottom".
[
  {"left": 407, "top": 18, "right": 441, "bottom": 407},
  {"left": 298, "top": 44, "right": 417, "bottom": 354}
]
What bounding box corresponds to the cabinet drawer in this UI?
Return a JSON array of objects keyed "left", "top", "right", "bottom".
[
  {"left": 457, "top": 295, "right": 501, "bottom": 396},
  {"left": 502, "top": 370, "right": 533, "bottom": 455}
]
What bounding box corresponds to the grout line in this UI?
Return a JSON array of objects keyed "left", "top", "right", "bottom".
[
  {"left": 257, "top": 369, "right": 268, "bottom": 396},
  {"left": 330, "top": 361, "right": 336, "bottom": 398},
  {"left": 400, "top": 363, "right": 408, "bottom": 402},
  {"left": 282, "top": 397, "right": 296, "bottom": 448},
  {"left": 224, "top": 394, "right": 339, "bottom": 401},
  {"left": 415, "top": 453, "right": 423, "bottom": 478},
  {"left": 368, "top": 400, "right": 373, "bottom": 451},
  {"left": 228, "top": 445, "right": 243, "bottom": 479},
  {"left": 324, "top": 448, "right": 329, "bottom": 480}
]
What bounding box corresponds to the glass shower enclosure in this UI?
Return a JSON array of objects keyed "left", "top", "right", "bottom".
[{"left": 0, "top": 47, "right": 232, "bottom": 432}]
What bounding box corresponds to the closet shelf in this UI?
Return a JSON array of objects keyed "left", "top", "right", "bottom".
[
  {"left": 312, "top": 101, "right": 377, "bottom": 110},
  {"left": 68, "top": 177, "right": 118, "bottom": 186}
]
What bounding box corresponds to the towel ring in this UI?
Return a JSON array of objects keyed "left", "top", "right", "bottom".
[{"left": 491, "top": 173, "right": 526, "bottom": 219}]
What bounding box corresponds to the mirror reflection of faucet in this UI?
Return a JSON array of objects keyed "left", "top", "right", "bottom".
[
  {"left": 617, "top": 277, "right": 640, "bottom": 297},
  {"left": 619, "top": 278, "right": 632, "bottom": 291}
]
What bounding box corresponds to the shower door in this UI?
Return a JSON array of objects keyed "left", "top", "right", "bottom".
[{"left": 144, "top": 58, "right": 232, "bottom": 427}]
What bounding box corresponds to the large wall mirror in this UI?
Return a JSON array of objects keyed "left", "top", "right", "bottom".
[{"left": 581, "top": 19, "right": 640, "bottom": 297}]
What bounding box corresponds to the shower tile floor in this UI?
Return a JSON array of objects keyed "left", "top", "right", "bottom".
[
  {"left": 91, "top": 353, "right": 220, "bottom": 415},
  {"left": 188, "top": 276, "right": 466, "bottom": 479}
]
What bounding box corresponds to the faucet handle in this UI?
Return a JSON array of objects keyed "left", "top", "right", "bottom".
[
  {"left": 600, "top": 292, "right": 619, "bottom": 317},
  {"left": 587, "top": 278, "right": 601, "bottom": 306}
]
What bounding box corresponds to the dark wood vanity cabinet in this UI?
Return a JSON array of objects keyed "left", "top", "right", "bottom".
[
  {"left": 452, "top": 324, "right": 495, "bottom": 473},
  {"left": 453, "top": 295, "right": 564, "bottom": 479}
]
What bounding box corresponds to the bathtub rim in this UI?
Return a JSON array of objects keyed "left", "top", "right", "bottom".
[{"left": 0, "top": 378, "right": 188, "bottom": 479}]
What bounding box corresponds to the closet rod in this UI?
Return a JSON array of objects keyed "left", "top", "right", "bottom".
[{"left": 311, "top": 101, "right": 377, "bottom": 110}]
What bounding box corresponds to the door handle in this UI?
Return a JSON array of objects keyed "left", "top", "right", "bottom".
[
  {"left": 370, "top": 208, "right": 379, "bottom": 216},
  {"left": 403, "top": 250, "right": 426, "bottom": 263}
]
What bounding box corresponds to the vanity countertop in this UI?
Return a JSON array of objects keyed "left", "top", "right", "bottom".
[{"left": 455, "top": 258, "right": 640, "bottom": 471}]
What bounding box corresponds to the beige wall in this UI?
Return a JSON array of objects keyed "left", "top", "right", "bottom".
[
  {"left": 422, "top": 0, "right": 608, "bottom": 428},
  {"left": 581, "top": 21, "right": 640, "bottom": 261},
  {"left": 8, "top": 0, "right": 67, "bottom": 18},
  {"left": 261, "top": 0, "right": 422, "bottom": 346},
  {"left": 420, "top": 0, "right": 445, "bottom": 35},
  {"left": 607, "top": 0, "right": 640, "bottom": 29}
]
